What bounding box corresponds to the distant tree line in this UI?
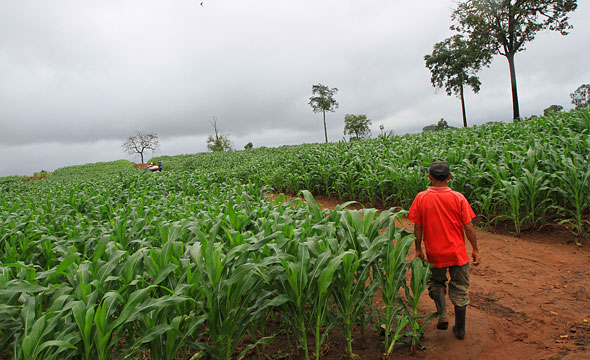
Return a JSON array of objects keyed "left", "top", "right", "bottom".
[{"left": 123, "top": 0, "right": 585, "bottom": 159}]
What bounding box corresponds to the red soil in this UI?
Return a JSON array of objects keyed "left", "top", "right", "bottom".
[{"left": 133, "top": 163, "right": 153, "bottom": 169}]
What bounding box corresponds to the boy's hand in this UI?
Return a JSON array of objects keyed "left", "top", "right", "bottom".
[
  {"left": 472, "top": 249, "right": 480, "bottom": 266},
  {"left": 463, "top": 222, "right": 479, "bottom": 266},
  {"left": 415, "top": 249, "right": 426, "bottom": 261}
]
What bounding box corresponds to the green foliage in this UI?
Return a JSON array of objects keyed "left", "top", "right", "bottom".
[
  {"left": 423, "top": 118, "right": 455, "bottom": 132},
  {"left": 0, "top": 169, "right": 424, "bottom": 359},
  {"left": 206, "top": 134, "right": 232, "bottom": 152},
  {"left": 451, "top": 0, "right": 578, "bottom": 120},
  {"left": 0, "top": 176, "right": 27, "bottom": 184},
  {"left": 425, "top": 34, "right": 490, "bottom": 96},
  {"left": 151, "top": 109, "right": 589, "bottom": 237},
  {"left": 33, "top": 170, "right": 52, "bottom": 179},
  {"left": 544, "top": 104, "right": 564, "bottom": 116},
  {"left": 344, "top": 114, "right": 372, "bottom": 141},
  {"left": 309, "top": 84, "right": 339, "bottom": 115},
  {"left": 404, "top": 258, "right": 434, "bottom": 352},
  {"left": 570, "top": 84, "right": 590, "bottom": 110},
  {"left": 452, "top": 0, "right": 578, "bottom": 54},
  {"left": 244, "top": 141, "right": 253, "bottom": 150},
  {"left": 309, "top": 83, "right": 339, "bottom": 143},
  {"left": 207, "top": 117, "right": 233, "bottom": 152},
  {"left": 2, "top": 109, "right": 590, "bottom": 360},
  {"left": 51, "top": 160, "right": 135, "bottom": 179},
  {"left": 425, "top": 34, "right": 491, "bottom": 127}
]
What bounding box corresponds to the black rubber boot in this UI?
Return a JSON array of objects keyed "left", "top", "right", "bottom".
[
  {"left": 453, "top": 305, "right": 467, "bottom": 340},
  {"left": 431, "top": 289, "right": 449, "bottom": 330}
]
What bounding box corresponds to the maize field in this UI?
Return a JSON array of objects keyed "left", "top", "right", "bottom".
[
  {"left": 1, "top": 109, "right": 589, "bottom": 359},
  {"left": 154, "top": 109, "right": 590, "bottom": 237},
  {"left": 1, "top": 172, "right": 430, "bottom": 359}
]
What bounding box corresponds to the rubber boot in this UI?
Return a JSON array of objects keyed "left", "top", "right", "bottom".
[
  {"left": 453, "top": 305, "right": 467, "bottom": 340},
  {"left": 431, "top": 289, "right": 449, "bottom": 330}
]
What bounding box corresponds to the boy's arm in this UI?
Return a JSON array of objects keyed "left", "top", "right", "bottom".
[
  {"left": 414, "top": 225, "right": 426, "bottom": 260},
  {"left": 463, "top": 221, "right": 480, "bottom": 265}
]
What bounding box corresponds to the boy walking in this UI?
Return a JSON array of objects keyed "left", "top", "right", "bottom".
[{"left": 408, "top": 161, "right": 480, "bottom": 340}]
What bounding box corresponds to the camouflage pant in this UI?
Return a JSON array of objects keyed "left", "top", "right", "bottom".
[{"left": 428, "top": 264, "right": 470, "bottom": 307}]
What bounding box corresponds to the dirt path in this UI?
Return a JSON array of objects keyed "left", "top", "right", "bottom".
[
  {"left": 308, "top": 196, "right": 590, "bottom": 360},
  {"left": 401, "top": 231, "right": 590, "bottom": 360}
]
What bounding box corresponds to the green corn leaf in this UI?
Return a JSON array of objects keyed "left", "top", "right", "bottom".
[{"left": 22, "top": 315, "right": 46, "bottom": 359}]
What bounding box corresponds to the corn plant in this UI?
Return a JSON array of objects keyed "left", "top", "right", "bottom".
[
  {"left": 403, "top": 258, "right": 434, "bottom": 352},
  {"left": 118, "top": 294, "right": 200, "bottom": 360},
  {"left": 518, "top": 168, "right": 551, "bottom": 229},
  {"left": 275, "top": 243, "right": 314, "bottom": 360},
  {"left": 12, "top": 294, "right": 78, "bottom": 360},
  {"left": 189, "top": 232, "right": 282, "bottom": 360},
  {"left": 554, "top": 156, "right": 590, "bottom": 239},
  {"left": 333, "top": 209, "right": 394, "bottom": 357},
  {"left": 473, "top": 187, "right": 496, "bottom": 228},
  {"left": 499, "top": 179, "right": 525, "bottom": 236},
  {"left": 332, "top": 251, "right": 363, "bottom": 357},
  {"left": 373, "top": 228, "right": 413, "bottom": 357},
  {"left": 308, "top": 239, "right": 353, "bottom": 360}
]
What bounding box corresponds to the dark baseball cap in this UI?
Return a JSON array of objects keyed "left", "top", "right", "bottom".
[{"left": 429, "top": 161, "right": 450, "bottom": 180}]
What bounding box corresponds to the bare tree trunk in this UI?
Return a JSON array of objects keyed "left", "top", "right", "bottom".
[
  {"left": 323, "top": 111, "right": 328, "bottom": 143},
  {"left": 211, "top": 116, "right": 220, "bottom": 141},
  {"left": 140, "top": 151, "right": 144, "bottom": 164},
  {"left": 460, "top": 82, "right": 467, "bottom": 128},
  {"left": 506, "top": 52, "right": 520, "bottom": 121}
]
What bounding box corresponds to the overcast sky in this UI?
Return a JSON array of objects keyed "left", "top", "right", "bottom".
[{"left": 1, "top": 0, "right": 588, "bottom": 176}]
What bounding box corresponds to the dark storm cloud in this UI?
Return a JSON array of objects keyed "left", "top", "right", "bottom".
[{"left": 1, "top": 0, "right": 589, "bottom": 176}]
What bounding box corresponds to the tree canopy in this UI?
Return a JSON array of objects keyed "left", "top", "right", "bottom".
[
  {"left": 343, "top": 114, "right": 371, "bottom": 141},
  {"left": 570, "top": 84, "right": 590, "bottom": 110},
  {"left": 122, "top": 131, "right": 160, "bottom": 164},
  {"left": 451, "top": 0, "right": 578, "bottom": 121},
  {"left": 309, "top": 84, "right": 339, "bottom": 143},
  {"left": 207, "top": 117, "right": 232, "bottom": 152},
  {"left": 425, "top": 34, "right": 491, "bottom": 127},
  {"left": 543, "top": 104, "right": 564, "bottom": 116},
  {"left": 423, "top": 118, "right": 455, "bottom": 132}
]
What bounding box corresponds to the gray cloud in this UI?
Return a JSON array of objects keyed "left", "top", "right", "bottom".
[{"left": 1, "top": 0, "right": 589, "bottom": 176}]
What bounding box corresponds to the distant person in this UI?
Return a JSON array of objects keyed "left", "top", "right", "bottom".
[
  {"left": 145, "top": 162, "right": 161, "bottom": 172},
  {"left": 408, "top": 161, "right": 480, "bottom": 340}
]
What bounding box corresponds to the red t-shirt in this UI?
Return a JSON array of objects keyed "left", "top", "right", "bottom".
[{"left": 408, "top": 187, "right": 475, "bottom": 268}]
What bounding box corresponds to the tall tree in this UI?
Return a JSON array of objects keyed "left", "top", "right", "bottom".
[
  {"left": 451, "top": 0, "right": 578, "bottom": 121},
  {"left": 207, "top": 117, "right": 232, "bottom": 152},
  {"left": 425, "top": 34, "right": 491, "bottom": 128},
  {"left": 122, "top": 131, "right": 160, "bottom": 164},
  {"left": 309, "top": 84, "right": 339, "bottom": 143},
  {"left": 570, "top": 84, "right": 590, "bottom": 109},
  {"left": 344, "top": 114, "right": 372, "bottom": 140}
]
